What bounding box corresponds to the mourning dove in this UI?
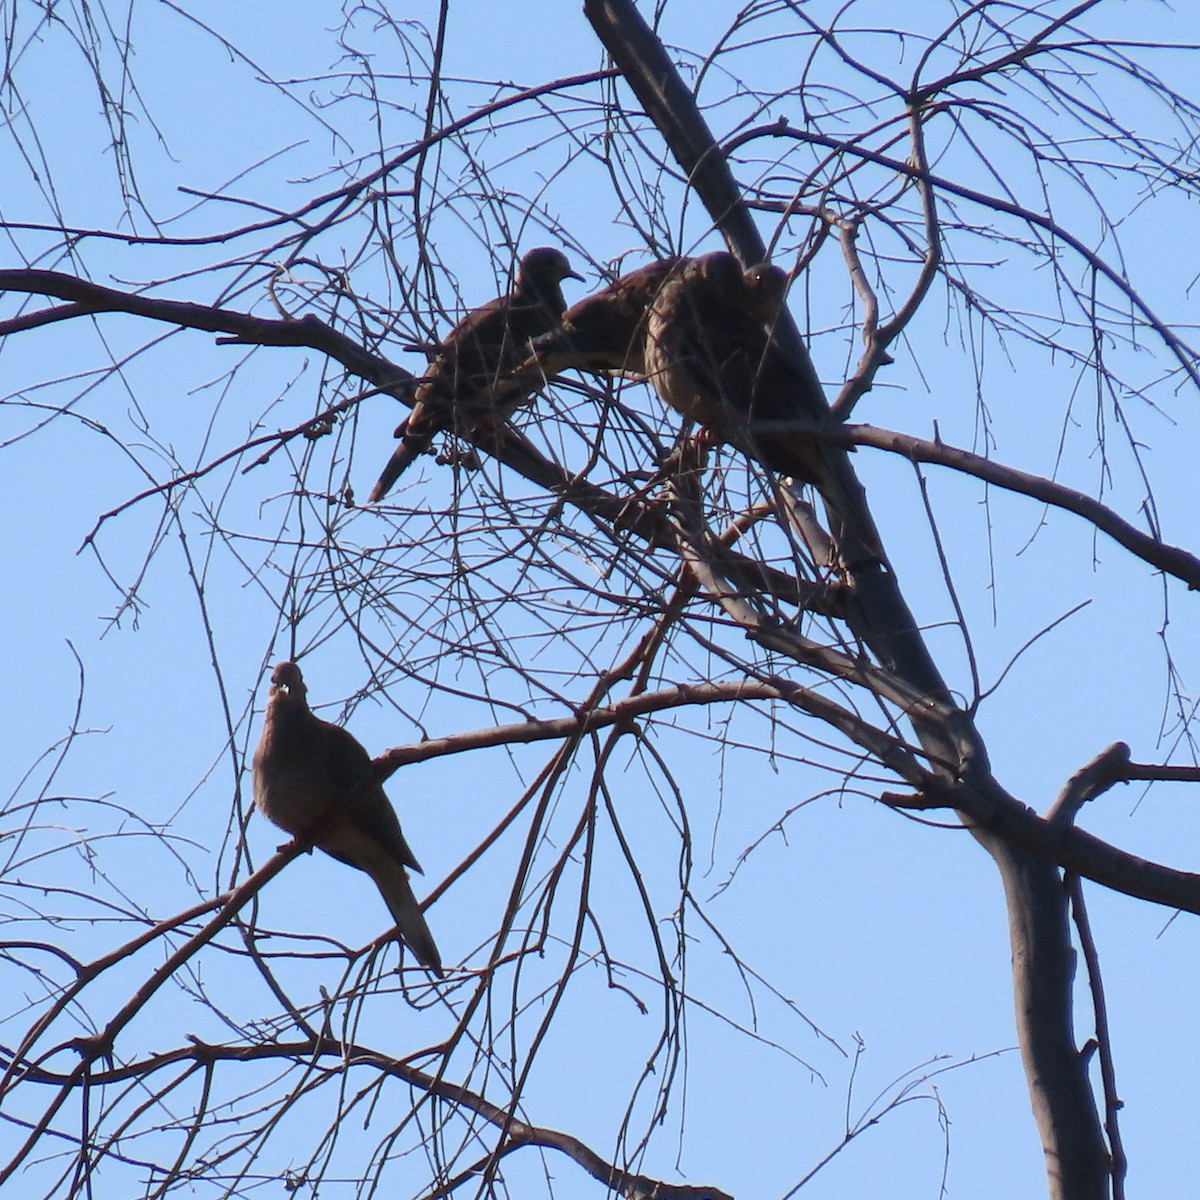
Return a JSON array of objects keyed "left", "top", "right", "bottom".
[
  {"left": 521, "top": 257, "right": 687, "bottom": 380},
  {"left": 645, "top": 252, "right": 882, "bottom": 557},
  {"left": 252, "top": 661, "right": 443, "bottom": 976},
  {"left": 645, "top": 252, "right": 828, "bottom": 481},
  {"left": 369, "top": 246, "right": 583, "bottom": 501}
]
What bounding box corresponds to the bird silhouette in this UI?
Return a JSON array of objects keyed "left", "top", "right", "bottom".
[
  {"left": 252, "top": 661, "right": 443, "bottom": 976},
  {"left": 369, "top": 247, "right": 582, "bottom": 501}
]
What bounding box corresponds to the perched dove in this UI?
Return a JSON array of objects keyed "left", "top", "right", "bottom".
[
  {"left": 645, "top": 252, "right": 835, "bottom": 477},
  {"left": 369, "top": 246, "right": 582, "bottom": 500},
  {"left": 645, "top": 252, "right": 882, "bottom": 558},
  {"left": 252, "top": 661, "right": 443, "bottom": 976}
]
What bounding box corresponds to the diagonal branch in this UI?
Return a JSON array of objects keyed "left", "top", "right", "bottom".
[
  {"left": 753, "top": 419, "right": 1200, "bottom": 589},
  {"left": 0, "top": 269, "right": 414, "bottom": 389},
  {"left": 376, "top": 680, "right": 1200, "bottom": 918},
  {"left": 582, "top": 0, "right": 767, "bottom": 265}
]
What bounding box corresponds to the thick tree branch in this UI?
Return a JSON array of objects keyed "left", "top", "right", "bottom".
[
  {"left": 578, "top": 9, "right": 1118, "bottom": 1193},
  {"left": 1049, "top": 744, "right": 1134, "bottom": 825},
  {"left": 582, "top": 0, "right": 767, "bottom": 265},
  {"left": 0, "top": 269, "right": 414, "bottom": 389},
  {"left": 0, "top": 270, "right": 677, "bottom": 548}
]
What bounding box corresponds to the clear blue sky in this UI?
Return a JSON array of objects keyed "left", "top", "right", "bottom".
[{"left": 2, "top": 3, "right": 1198, "bottom": 1197}]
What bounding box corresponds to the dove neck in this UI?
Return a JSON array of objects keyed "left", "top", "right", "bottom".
[
  {"left": 516, "top": 276, "right": 567, "bottom": 318},
  {"left": 267, "top": 698, "right": 317, "bottom": 749}
]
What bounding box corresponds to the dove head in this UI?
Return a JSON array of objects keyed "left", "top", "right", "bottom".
[
  {"left": 743, "top": 263, "right": 790, "bottom": 323},
  {"left": 518, "top": 246, "right": 585, "bottom": 287},
  {"left": 690, "top": 251, "right": 743, "bottom": 295},
  {"left": 514, "top": 246, "right": 584, "bottom": 316},
  {"left": 269, "top": 661, "right": 308, "bottom": 705}
]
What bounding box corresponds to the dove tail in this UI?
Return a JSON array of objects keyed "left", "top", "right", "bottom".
[
  {"left": 372, "top": 861, "right": 444, "bottom": 977},
  {"left": 368, "top": 425, "right": 433, "bottom": 503}
]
